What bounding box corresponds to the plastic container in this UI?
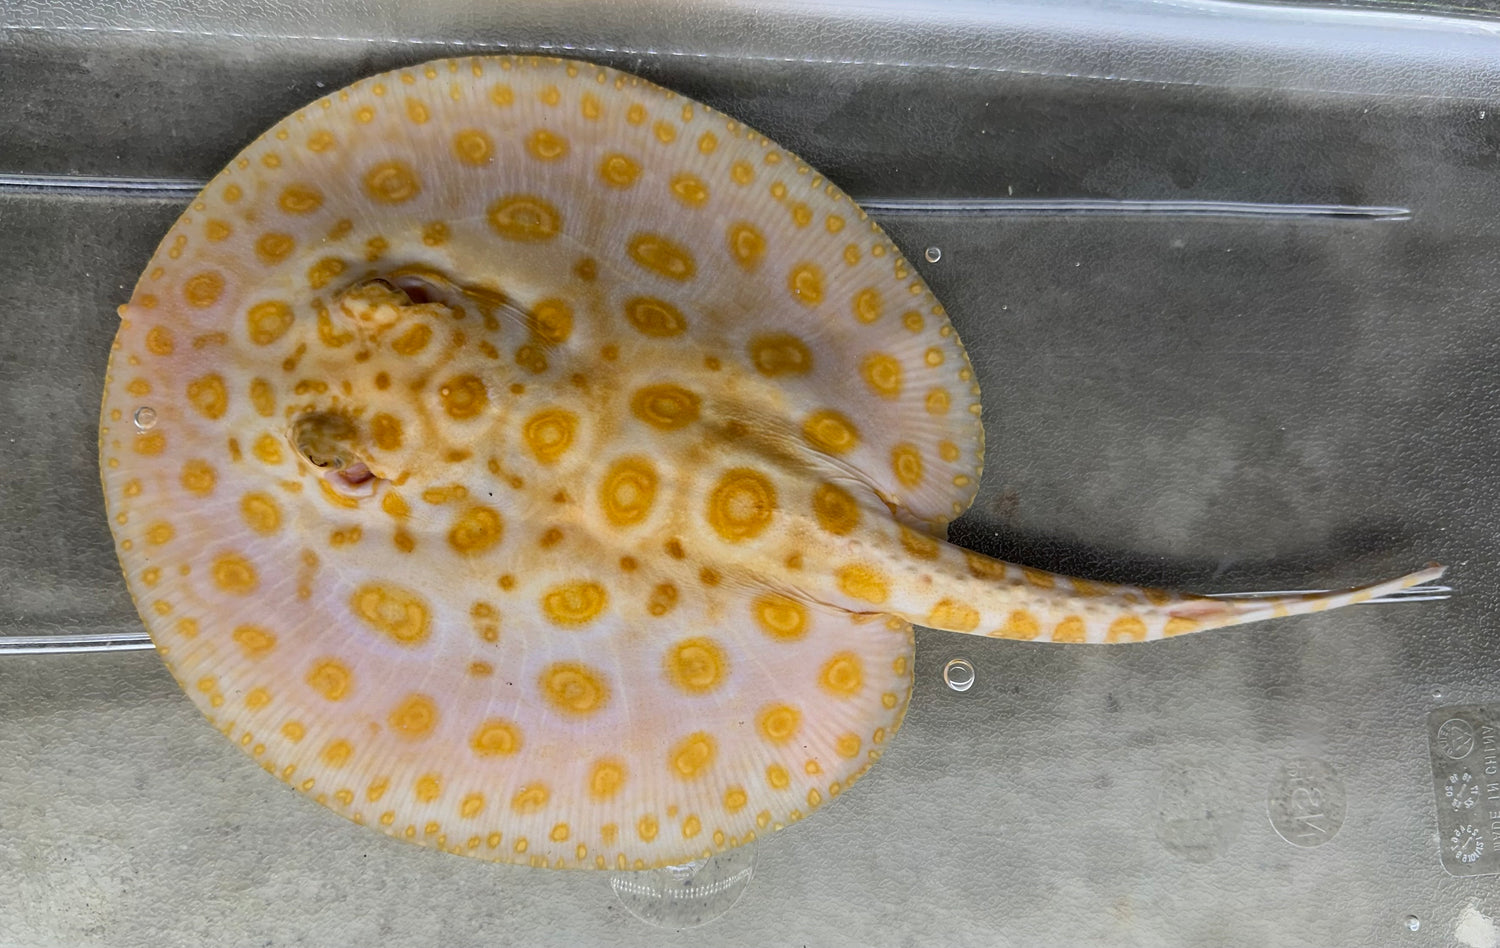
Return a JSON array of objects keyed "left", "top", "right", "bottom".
[{"left": 1, "top": 2, "right": 1494, "bottom": 944}]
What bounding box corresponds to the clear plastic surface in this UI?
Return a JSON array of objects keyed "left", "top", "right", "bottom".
[{"left": 2, "top": 1, "right": 1498, "bottom": 945}]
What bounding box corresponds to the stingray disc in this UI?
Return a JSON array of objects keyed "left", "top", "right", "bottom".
[{"left": 99, "top": 55, "right": 985, "bottom": 869}]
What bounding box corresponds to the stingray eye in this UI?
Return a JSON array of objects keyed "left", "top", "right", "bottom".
[
  {"left": 360, "top": 277, "right": 401, "bottom": 296},
  {"left": 335, "top": 278, "right": 413, "bottom": 326},
  {"left": 336, "top": 273, "right": 462, "bottom": 329},
  {"left": 291, "top": 411, "right": 356, "bottom": 468},
  {"left": 290, "top": 411, "right": 381, "bottom": 498},
  {"left": 388, "top": 273, "right": 440, "bottom": 305}
]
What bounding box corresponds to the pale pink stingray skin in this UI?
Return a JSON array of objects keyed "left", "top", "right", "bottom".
[{"left": 98, "top": 55, "right": 1442, "bottom": 870}]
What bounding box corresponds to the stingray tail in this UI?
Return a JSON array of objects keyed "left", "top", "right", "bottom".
[
  {"left": 828, "top": 516, "right": 1446, "bottom": 644},
  {"left": 1164, "top": 563, "right": 1446, "bottom": 633},
  {"left": 888, "top": 542, "right": 1447, "bottom": 643}
]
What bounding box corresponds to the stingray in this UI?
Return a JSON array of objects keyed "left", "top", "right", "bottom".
[{"left": 98, "top": 55, "right": 1441, "bottom": 870}]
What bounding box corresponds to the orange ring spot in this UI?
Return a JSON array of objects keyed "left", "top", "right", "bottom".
[
  {"left": 665, "top": 638, "right": 728, "bottom": 694},
  {"left": 630, "top": 385, "right": 699, "bottom": 431},
  {"left": 757, "top": 704, "right": 801, "bottom": 743},
  {"left": 623, "top": 296, "right": 687, "bottom": 337},
  {"left": 540, "top": 581, "right": 608, "bottom": 626},
  {"left": 363, "top": 160, "right": 421, "bottom": 204},
  {"left": 627, "top": 233, "right": 696, "bottom": 282},
  {"left": 669, "top": 731, "right": 716, "bottom": 779},
  {"left": 803, "top": 410, "right": 860, "bottom": 455},
  {"left": 487, "top": 194, "right": 561, "bottom": 242},
  {"left": 599, "top": 457, "right": 658, "bottom": 526},
  {"left": 453, "top": 128, "right": 494, "bottom": 165},
  {"left": 540, "top": 662, "right": 609, "bottom": 715},
  {"left": 706, "top": 468, "right": 777, "bottom": 542},
  {"left": 350, "top": 582, "right": 431, "bottom": 645},
  {"left": 389, "top": 693, "right": 438, "bottom": 737},
  {"left": 752, "top": 594, "right": 809, "bottom": 640},
  {"left": 819, "top": 652, "right": 864, "bottom": 697}
]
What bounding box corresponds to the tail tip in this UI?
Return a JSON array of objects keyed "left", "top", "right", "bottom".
[{"left": 1417, "top": 562, "right": 1447, "bottom": 583}]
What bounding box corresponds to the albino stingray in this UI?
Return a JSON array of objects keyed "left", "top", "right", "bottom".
[{"left": 98, "top": 55, "right": 1440, "bottom": 870}]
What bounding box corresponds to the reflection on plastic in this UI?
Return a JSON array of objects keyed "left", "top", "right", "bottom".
[
  {"left": 863, "top": 198, "right": 1412, "bottom": 221},
  {"left": 609, "top": 847, "right": 756, "bottom": 929},
  {"left": 0, "top": 176, "right": 1416, "bottom": 223},
  {"left": 943, "top": 657, "right": 975, "bottom": 692}
]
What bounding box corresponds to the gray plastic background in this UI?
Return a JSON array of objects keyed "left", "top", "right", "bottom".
[{"left": 3, "top": 1, "right": 1499, "bottom": 945}]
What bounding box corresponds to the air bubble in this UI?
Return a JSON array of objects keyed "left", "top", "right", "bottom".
[
  {"left": 133, "top": 407, "right": 158, "bottom": 431},
  {"left": 610, "top": 846, "right": 756, "bottom": 929},
  {"left": 943, "top": 657, "right": 975, "bottom": 692},
  {"left": 1405, "top": 915, "right": 1421, "bottom": 932},
  {"left": 924, "top": 246, "right": 942, "bottom": 263}
]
